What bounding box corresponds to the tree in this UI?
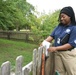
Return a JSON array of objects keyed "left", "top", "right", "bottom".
[
  {"left": 39, "top": 10, "right": 60, "bottom": 36},
  {"left": 0, "top": 0, "right": 36, "bottom": 30},
  {"left": 31, "top": 10, "right": 60, "bottom": 41},
  {"left": 0, "top": 0, "right": 15, "bottom": 30}
]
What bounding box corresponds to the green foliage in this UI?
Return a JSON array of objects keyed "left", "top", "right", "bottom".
[
  {"left": 0, "top": 0, "right": 36, "bottom": 30},
  {"left": 40, "top": 10, "right": 60, "bottom": 33},
  {"left": 0, "top": 0, "right": 61, "bottom": 44},
  {"left": 0, "top": 0, "right": 60, "bottom": 39},
  {"left": 31, "top": 10, "right": 60, "bottom": 41},
  {"left": 0, "top": 0, "right": 15, "bottom": 30}
]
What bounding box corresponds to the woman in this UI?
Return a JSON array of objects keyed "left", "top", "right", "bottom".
[{"left": 44, "top": 6, "right": 76, "bottom": 75}]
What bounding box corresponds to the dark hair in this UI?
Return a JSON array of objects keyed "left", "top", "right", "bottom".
[{"left": 58, "top": 6, "right": 76, "bottom": 25}]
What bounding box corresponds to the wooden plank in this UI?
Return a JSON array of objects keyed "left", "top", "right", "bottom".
[
  {"left": 37, "top": 47, "right": 43, "bottom": 75},
  {"left": 1, "top": 61, "right": 11, "bottom": 75},
  {"left": 32, "top": 49, "right": 37, "bottom": 75},
  {"left": 41, "top": 46, "right": 46, "bottom": 75},
  {"left": 15, "top": 55, "right": 23, "bottom": 75},
  {"left": 22, "top": 61, "right": 33, "bottom": 75}
]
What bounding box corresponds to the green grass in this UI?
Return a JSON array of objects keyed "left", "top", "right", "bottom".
[{"left": 0, "top": 38, "right": 38, "bottom": 69}]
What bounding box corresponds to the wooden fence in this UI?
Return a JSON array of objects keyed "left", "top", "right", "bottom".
[
  {"left": 0, "top": 31, "right": 43, "bottom": 43},
  {"left": 0, "top": 46, "right": 46, "bottom": 75},
  {"left": 0, "top": 46, "right": 55, "bottom": 75}
]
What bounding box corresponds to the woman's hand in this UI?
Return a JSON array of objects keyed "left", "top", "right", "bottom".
[{"left": 48, "top": 47, "right": 57, "bottom": 52}]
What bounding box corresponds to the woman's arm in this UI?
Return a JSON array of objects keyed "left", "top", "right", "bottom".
[
  {"left": 56, "top": 43, "right": 72, "bottom": 51},
  {"left": 40, "top": 36, "right": 53, "bottom": 46},
  {"left": 45, "top": 36, "right": 53, "bottom": 42},
  {"left": 48, "top": 43, "right": 73, "bottom": 52}
]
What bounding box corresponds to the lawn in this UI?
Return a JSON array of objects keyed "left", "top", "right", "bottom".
[{"left": 0, "top": 38, "right": 38, "bottom": 70}]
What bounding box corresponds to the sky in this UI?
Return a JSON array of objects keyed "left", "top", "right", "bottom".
[{"left": 27, "top": 0, "right": 76, "bottom": 16}]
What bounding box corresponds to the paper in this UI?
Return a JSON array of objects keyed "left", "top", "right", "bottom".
[{"left": 42, "top": 40, "right": 51, "bottom": 56}]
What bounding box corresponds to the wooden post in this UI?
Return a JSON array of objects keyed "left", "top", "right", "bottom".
[
  {"left": 44, "top": 52, "right": 55, "bottom": 75},
  {"left": 7, "top": 31, "right": 11, "bottom": 40},
  {"left": 22, "top": 61, "right": 33, "bottom": 75},
  {"left": 15, "top": 55, "right": 23, "bottom": 75},
  {"left": 37, "top": 47, "right": 43, "bottom": 75},
  {"left": 41, "top": 46, "right": 46, "bottom": 75},
  {"left": 22, "top": 68, "right": 29, "bottom": 75},
  {"left": 25, "top": 33, "right": 29, "bottom": 42},
  {"left": 1, "top": 61, "right": 11, "bottom": 75},
  {"left": 32, "top": 49, "right": 37, "bottom": 75}
]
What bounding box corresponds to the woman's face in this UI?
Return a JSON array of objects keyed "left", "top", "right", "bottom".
[{"left": 60, "top": 13, "right": 71, "bottom": 25}]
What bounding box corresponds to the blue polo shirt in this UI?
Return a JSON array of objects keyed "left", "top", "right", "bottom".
[{"left": 50, "top": 24, "right": 76, "bottom": 47}]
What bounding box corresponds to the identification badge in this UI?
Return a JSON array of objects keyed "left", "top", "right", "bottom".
[{"left": 57, "top": 38, "right": 60, "bottom": 44}]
